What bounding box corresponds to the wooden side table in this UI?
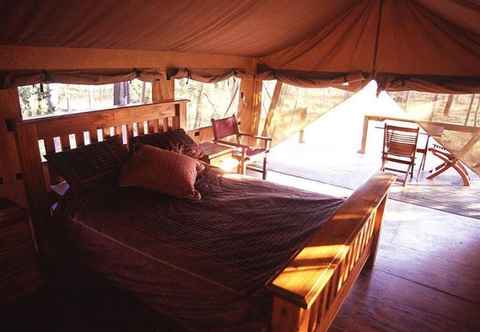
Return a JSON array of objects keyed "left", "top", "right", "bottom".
[
  {"left": 0, "top": 199, "right": 43, "bottom": 305},
  {"left": 200, "top": 142, "right": 236, "bottom": 170}
]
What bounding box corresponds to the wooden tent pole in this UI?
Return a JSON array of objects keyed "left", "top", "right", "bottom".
[
  {"left": 262, "top": 81, "right": 283, "bottom": 137},
  {"left": 474, "top": 96, "right": 480, "bottom": 127},
  {"left": 464, "top": 94, "right": 476, "bottom": 126}
]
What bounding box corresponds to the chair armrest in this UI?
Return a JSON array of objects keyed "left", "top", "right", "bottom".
[
  {"left": 239, "top": 133, "right": 272, "bottom": 141},
  {"left": 238, "top": 133, "right": 272, "bottom": 151},
  {"left": 215, "top": 140, "right": 248, "bottom": 149}
]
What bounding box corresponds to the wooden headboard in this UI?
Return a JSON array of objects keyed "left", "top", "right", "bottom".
[{"left": 14, "top": 100, "right": 188, "bottom": 234}]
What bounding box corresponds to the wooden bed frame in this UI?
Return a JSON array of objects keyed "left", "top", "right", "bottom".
[{"left": 14, "top": 100, "right": 395, "bottom": 332}]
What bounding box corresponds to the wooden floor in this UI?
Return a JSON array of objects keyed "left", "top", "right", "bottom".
[
  {"left": 4, "top": 172, "right": 480, "bottom": 332},
  {"left": 331, "top": 198, "right": 480, "bottom": 332},
  {"left": 268, "top": 173, "right": 480, "bottom": 332}
]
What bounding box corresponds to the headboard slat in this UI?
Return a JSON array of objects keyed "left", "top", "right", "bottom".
[
  {"left": 148, "top": 119, "right": 157, "bottom": 133},
  {"left": 43, "top": 137, "right": 55, "bottom": 155},
  {"left": 114, "top": 126, "right": 122, "bottom": 138},
  {"left": 102, "top": 127, "right": 111, "bottom": 140},
  {"left": 163, "top": 118, "right": 170, "bottom": 131},
  {"left": 139, "top": 121, "right": 145, "bottom": 136},
  {"left": 76, "top": 132, "right": 85, "bottom": 147},
  {"left": 90, "top": 128, "right": 99, "bottom": 143},
  {"left": 126, "top": 124, "right": 133, "bottom": 141},
  {"left": 60, "top": 135, "right": 70, "bottom": 151}
]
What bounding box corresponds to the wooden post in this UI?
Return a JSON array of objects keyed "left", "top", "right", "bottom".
[
  {"left": 0, "top": 88, "right": 27, "bottom": 206},
  {"left": 299, "top": 130, "right": 305, "bottom": 144},
  {"left": 464, "top": 94, "right": 476, "bottom": 126},
  {"left": 262, "top": 81, "right": 283, "bottom": 137},
  {"left": 358, "top": 115, "right": 370, "bottom": 154},
  {"left": 153, "top": 76, "right": 174, "bottom": 102},
  {"left": 173, "top": 102, "right": 187, "bottom": 130},
  {"left": 238, "top": 77, "right": 261, "bottom": 135},
  {"left": 271, "top": 297, "right": 311, "bottom": 332},
  {"left": 299, "top": 108, "right": 307, "bottom": 144},
  {"left": 15, "top": 122, "right": 49, "bottom": 256},
  {"left": 443, "top": 95, "right": 454, "bottom": 116},
  {"left": 365, "top": 196, "right": 387, "bottom": 269}
]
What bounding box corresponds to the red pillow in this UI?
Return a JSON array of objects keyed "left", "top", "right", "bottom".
[
  {"left": 119, "top": 144, "right": 204, "bottom": 199},
  {"left": 45, "top": 136, "right": 128, "bottom": 192}
]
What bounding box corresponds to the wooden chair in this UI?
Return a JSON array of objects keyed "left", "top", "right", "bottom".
[
  {"left": 381, "top": 124, "right": 419, "bottom": 186},
  {"left": 211, "top": 115, "right": 271, "bottom": 179},
  {"left": 427, "top": 144, "right": 470, "bottom": 186}
]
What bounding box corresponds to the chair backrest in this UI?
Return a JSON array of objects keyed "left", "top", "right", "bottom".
[
  {"left": 211, "top": 115, "right": 240, "bottom": 140},
  {"left": 383, "top": 124, "right": 419, "bottom": 157}
]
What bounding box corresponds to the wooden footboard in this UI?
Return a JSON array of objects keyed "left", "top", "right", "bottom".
[{"left": 269, "top": 173, "right": 395, "bottom": 332}]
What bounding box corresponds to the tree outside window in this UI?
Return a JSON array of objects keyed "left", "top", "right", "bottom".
[
  {"left": 174, "top": 77, "right": 240, "bottom": 130},
  {"left": 18, "top": 79, "right": 152, "bottom": 119}
]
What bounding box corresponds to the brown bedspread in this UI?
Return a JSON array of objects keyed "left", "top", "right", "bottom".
[{"left": 53, "top": 168, "right": 344, "bottom": 331}]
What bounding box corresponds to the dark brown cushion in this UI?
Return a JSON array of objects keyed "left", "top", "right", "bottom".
[
  {"left": 119, "top": 144, "right": 204, "bottom": 200},
  {"left": 130, "top": 129, "right": 204, "bottom": 159},
  {"left": 45, "top": 136, "right": 129, "bottom": 192}
]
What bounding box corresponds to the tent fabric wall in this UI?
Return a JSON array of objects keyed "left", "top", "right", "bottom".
[
  {"left": 260, "top": 81, "right": 354, "bottom": 145},
  {"left": 0, "top": 0, "right": 354, "bottom": 57},
  {"left": 257, "top": 65, "right": 369, "bottom": 91},
  {"left": 166, "top": 68, "right": 248, "bottom": 84},
  {"left": 375, "top": 1, "right": 480, "bottom": 77},
  {"left": 260, "top": 0, "right": 480, "bottom": 93},
  {"left": 0, "top": 0, "right": 479, "bottom": 93},
  {"left": 259, "top": 0, "right": 380, "bottom": 77},
  {"left": 0, "top": 68, "right": 164, "bottom": 89},
  {"left": 376, "top": 75, "right": 480, "bottom": 94},
  {"left": 374, "top": 0, "right": 480, "bottom": 93}
]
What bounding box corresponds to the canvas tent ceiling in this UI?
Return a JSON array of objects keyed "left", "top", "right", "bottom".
[
  {"left": 0, "top": 0, "right": 478, "bottom": 178},
  {"left": 0, "top": 0, "right": 479, "bottom": 92},
  {"left": 0, "top": 0, "right": 354, "bottom": 57}
]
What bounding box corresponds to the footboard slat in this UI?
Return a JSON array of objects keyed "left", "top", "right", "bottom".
[{"left": 269, "top": 173, "right": 395, "bottom": 332}]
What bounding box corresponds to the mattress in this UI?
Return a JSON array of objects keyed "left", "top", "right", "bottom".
[{"left": 52, "top": 168, "right": 344, "bottom": 331}]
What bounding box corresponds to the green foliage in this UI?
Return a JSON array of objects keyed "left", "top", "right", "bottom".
[
  {"left": 175, "top": 77, "right": 240, "bottom": 129},
  {"left": 18, "top": 84, "right": 55, "bottom": 118},
  {"left": 18, "top": 79, "right": 152, "bottom": 119}
]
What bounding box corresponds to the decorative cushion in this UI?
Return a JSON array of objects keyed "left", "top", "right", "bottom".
[
  {"left": 119, "top": 144, "right": 204, "bottom": 200},
  {"left": 130, "top": 129, "right": 204, "bottom": 159},
  {"left": 45, "top": 136, "right": 129, "bottom": 192}
]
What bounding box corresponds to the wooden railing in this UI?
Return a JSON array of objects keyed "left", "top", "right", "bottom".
[{"left": 269, "top": 173, "right": 395, "bottom": 332}]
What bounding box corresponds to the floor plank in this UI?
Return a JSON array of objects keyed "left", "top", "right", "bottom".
[
  {"left": 268, "top": 172, "right": 480, "bottom": 332},
  {"left": 375, "top": 243, "right": 480, "bottom": 304},
  {"left": 330, "top": 197, "right": 480, "bottom": 332},
  {"left": 331, "top": 269, "right": 480, "bottom": 332}
]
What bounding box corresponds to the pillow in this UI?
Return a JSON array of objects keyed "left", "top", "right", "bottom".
[
  {"left": 45, "top": 136, "right": 129, "bottom": 192},
  {"left": 119, "top": 144, "right": 204, "bottom": 199},
  {"left": 168, "top": 129, "right": 205, "bottom": 159},
  {"left": 130, "top": 131, "right": 171, "bottom": 151},
  {"left": 130, "top": 129, "right": 204, "bottom": 159}
]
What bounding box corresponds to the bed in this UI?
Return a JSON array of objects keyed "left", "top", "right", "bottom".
[{"left": 15, "top": 101, "right": 395, "bottom": 332}]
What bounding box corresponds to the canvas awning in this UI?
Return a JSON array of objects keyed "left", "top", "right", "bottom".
[
  {"left": 0, "top": 0, "right": 479, "bottom": 93},
  {"left": 261, "top": 0, "right": 480, "bottom": 93}
]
